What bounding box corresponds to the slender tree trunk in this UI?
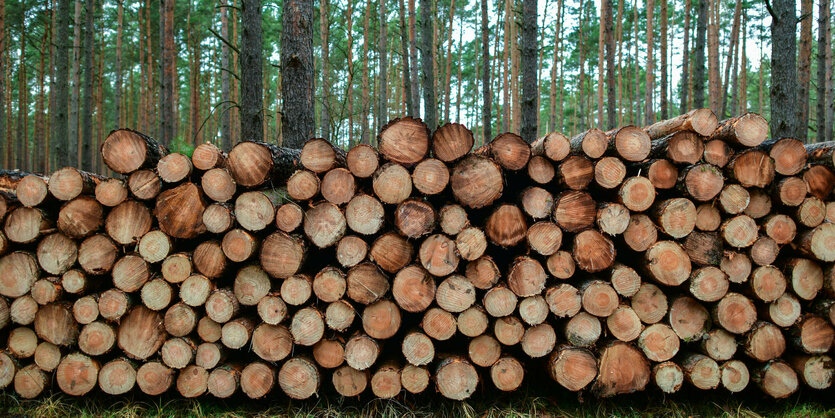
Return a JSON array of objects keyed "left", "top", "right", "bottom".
[
  {"left": 770, "top": 0, "right": 798, "bottom": 138},
  {"left": 510, "top": 0, "right": 520, "bottom": 132},
  {"left": 796, "top": 0, "right": 813, "bottom": 139},
  {"left": 817, "top": 0, "right": 832, "bottom": 141},
  {"left": 632, "top": 0, "right": 639, "bottom": 124},
  {"left": 145, "top": 0, "right": 154, "bottom": 136},
  {"left": 738, "top": 11, "right": 747, "bottom": 116},
  {"left": 320, "top": 0, "right": 329, "bottom": 139},
  {"left": 578, "top": 0, "right": 586, "bottom": 131},
  {"left": 96, "top": 12, "right": 104, "bottom": 173},
  {"left": 0, "top": 0, "right": 5, "bottom": 168},
  {"left": 240, "top": 0, "right": 263, "bottom": 143},
  {"left": 443, "top": 0, "right": 456, "bottom": 123},
  {"left": 644, "top": 0, "right": 655, "bottom": 125},
  {"left": 456, "top": 14, "right": 462, "bottom": 122},
  {"left": 345, "top": 3, "right": 354, "bottom": 146},
  {"left": 605, "top": 0, "right": 615, "bottom": 129},
  {"left": 719, "top": 0, "right": 741, "bottom": 118},
  {"left": 502, "top": 0, "right": 510, "bottom": 131},
  {"left": 379, "top": 0, "right": 388, "bottom": 126},
  {"left": 616, "top": 0, "right": 623, "bottom": 125},
  {"left": 361, "top": 0, "right": 371, "bottom": 144},
  {"left": 189, "top": 11, "right": 201, "bottom": 147},
  {"left": 680, "top": 0, "right": 691, "bottom": 113},
  {"left": 408, "top": 0, "right": 419, "bottom": 116},
  {"left": 34, "top": 9, "right": 48, "bottom": 173},
  {"left": 419, "top": 0, "right": 436, "bottom": 130},
  {"left": 70, "top": 0, "right": 82, "bottom": 166},
  {"left": 520, "top": 0, "right": 536, "bottom": 142},
  {"left": 538, "top": 0, "right": 550, "bottom": 131},
  {"left": 113, "top": 0, "right": 122, "bottom": 129},
  {"left": 729, "top": 24, "right": 739, "bottom": 116},
  {"left": 159, "top": 0, "right": 174, "bottom": 147},
  {"left": 219, "top": 0, "right": 232, "bottom": 148},
  {"left": 81, "top": 0, "right": 94, "bottom": 171},
  {"left": 549, "top": 0, "right": 562, "bottom": 132},
  {"left": 398, "top": 0, "right": 413, "bottom": 116},
  {"left": 692, "top": 0, "right": 707, "bottom": 108},
  {"left": 482, "top": 0, "right": 492, "bottom": 142},
  {"left": 659, "top": 0, "right": 668, "bottom": 120},
  {"left": 597, "top": 1, "right": 605, "bottom": 127},
  {"left": 706, "top": 0, "right": 720, "bottom": 115},
  {"left": 758, "top": 21, "right": 764, "bottom": 114},
  {"left": 281, "top": 0, "right": 312, "bottom": 148},
  {"left": 16, "top": 4, "right": 27, "bottom": 170}
]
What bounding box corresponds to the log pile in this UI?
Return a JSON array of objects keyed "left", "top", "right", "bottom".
[{"left": 1, "top": 110, "right": 834, "bottom": 401}]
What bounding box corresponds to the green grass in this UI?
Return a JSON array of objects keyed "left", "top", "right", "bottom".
[{"left": 1, "top": 387, "right": 835, "bottom": 417}]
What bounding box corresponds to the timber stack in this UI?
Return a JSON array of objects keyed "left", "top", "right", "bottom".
[{"left": 1, "top": 109, "right": 834, "bottom": 401}]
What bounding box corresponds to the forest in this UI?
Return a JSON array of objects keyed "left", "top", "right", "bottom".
[{"left": 0, "top": 0, "right": 832, "bottom": 175}]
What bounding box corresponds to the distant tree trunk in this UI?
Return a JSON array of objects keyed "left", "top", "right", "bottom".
[
  {"left": 706, "top": 0, "right": 720, "bottom": 115},
  {"left": 482, "top": 0, "right": 492, "bottom": 142},
  {"left": 188, "top": 8, "right": 201, "bottom": 146},
  {"left": 456, "top": 14, "right": 463, "bottom": 122},
  {"left": 796, "top": 0, "right": 813, "bottom": 139},
  {"left": 220, "top": 0, "right": 232, "bottom": 148},
  {"left": 615, "top": 0, "right": 623, "bottom": 124},
  {"left": 659, "top": 0, "right": 668, "bottom": 120},
  {"left": 502, "top": 1, "right": 510, "bottom": 131},
  {"left": 729, "top": 25, "right": 739, "bottom": 116},
  {"left": 520, "top": 0, "right": 536, "bottom": 142},
  {"left": 241, "top": 0, "right": 263, "bottom": 143},
  {"left": 80, "top": 0, "right": 94, "bottom": 171},
  {"left": 758, "top": 24, "right": 764, "bottom": 114},
  {"left": 632, "top": 0, "right": 639, "bottom": 124},
  {"left": 644, "top": 0, "right": 655, "bottom": 125},
  {"left": 398, "top": 0, "right": 413, "bottom": 116},
  {"left": 443, "top": 0, "right": 456, "bottom": 123},
  {"left": 345, "top": 3, "right": 355, "bottom": 146},
  {"left": 408, "top": 0, "right": 419, "bottom": 116},
  {"left": 604, "top": 0, "right": 615, "bottom": 129},
  {"left": 113, "top": 0, "right": 122, "bottom": 130},
  {"left": 34, "top": 10, "right": 48, "bottom": 173},
  {"left": 578, "top": 0, "right": 586, "bottom": 131},
  {"left": 419, "top": 0, "right": 436, "bottom": 130},
  {"left": 597, "top": 1, "right": 604, "bottom": 127},
  {"left": 70, "top": 0, "right": 82, "bottom": 166},
  {"left": 0, "top": 0, "right": 5, "bottom": 168},
  {"left": 53, "top": 0, "right": 70, "bottom": 167},
  {"left": 692, "top": 0, "right": 707, "bottom": 108},
  {"left": 360, "top": 0, "right": 371, "bottom": 144},
  {"left": 96, "top": 13, "right": 104, "bottom": 172},
  {"left": 379, "top": 0, "right": 387, "bottom": 126},
  {"left": 680, "top": 0, "right": 691, "bottom": 113},
  {"left": 719, "top": 0, "right": 741, "bottom": 118},
  {"left": 738, "top": 11, "right": 747, "bottom": 115},
  {"left": 548, "top": 0, "right": 562, "bottom": 132},
  {"left": 16, "top": 4, "right": 27, "bottom": 170},
  {"left": 145, "top": 0, "right": 154, "bottom": 136},
  {"left": 817, "top": 0, "right": 832, "bottom": 141},
  {"left": 159, "top": 0, "right": 174, "bottom": 147},
  {"left": 510, "top": 0, "right": 520, "bottom": 132},
  {"left": 770, "top": 0, "right": 798, "bottom": 138},
  {"left": 320, "top": 0, "right": 329, "bottom": 139}
]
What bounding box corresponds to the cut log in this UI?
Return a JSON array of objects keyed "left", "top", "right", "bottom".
[
  {"left": 395, "top": 199, "right": 436, "bottom": 238},
  {"left": 191, "top": 142, "right": 225, "bottom": 170},
  {"left": 16, "top": 174, "right": 49, "bottom": 207},
  {"left": 789, "top": 355, "right": 834, "bottom": 389},
  {"left": 668, "top": 296, "right": 710, "bottom": 341},
  {"left": 251, "top": 323, "right": 292, "bottom": 361},
  {"left": 791, "top": 315, "right": 835, "bottom": 354},
  {"left": 118, "top": 306, "right": 166, "bottom": 360},
  {"left": 101, "top": 129, "right": 168, "bottom": 173},
  {"left": 623, "top": 214, "right": 658, "bottom": 252},
  {"left": 745, "top": 188, "right": 773, "bottom": 218},
  {"left": 650, "top": 131, "right": 705, "bottom": 164},
  {"left": 378, "top": 117, "right": 431, "bottom": 165},
  {"left": 176, "top": 365, "right": 209, "bottom": 398},
  {"left": 5, "top": 207, "right": 51, "bottom": 244},
  {"left": 14, "top": 365, "right": 47, "bottom": 398},
  {"left": 286, "top": 170, "right": 320, "bottom": 201},
  {"left": 804, "top": 165, "right": 835, "bottom": 200},
  {"left": 483, "top": 285, "right": 518, "bottom": 317},
  {"left": 797, "top": 196, "right": 827, "bottom": 228},
  {"left": 345, "top": 194, "right": 384, "bottom": 236},
  {"left": 468, "top": 334, "right": 501, "bottom": 367},
  {"left": 493, "top": 316, "right": 525, "bottom": 345},
  {"left": 644, "top": 159, "right": 679, "bottom": 189},
  {"left": 421, "top": 307, "right": 457, "bottom": 341},
  {"left": 362, "top": 300, "right": 402, "bottom": 339},
  {"left": 207, "top": 364, "right": 240, "bottom": 398},
  {"left": 720, "top": 360, "right": 750, "bottom": 393},
  {"left": 457, "top": 306, "right": 489, "bottom": 337},
  {"left": 301, "top": 138, "right": 347, "bottom": 173},
  {"left": 95, "top": 178, "right": 128, "bottom": 207},
  {"left": 201, "top": 168, "right": 236, "bottom": 202},
  {"left": 312, "top": 339, "right": 344, "bottom": 369},
  {"left": 57, "top": 196, "right": 103, "bottom": 239},
  {"left": 466, "top": 256, "right": 501, "bottom": 289},
  {"left": 681, "top": 163, "right": 724, "bottom": 201},
  {"left": 713, "top": 292, "right": 757, "bottom": 334},
  {"left": 580, "top": 280, "right": 619, "bottom": 317},
  {"left": 527, "top": 221, "right": 563, "bottom": 256},
  {"left": 557, "top": 155, "right": 594, "bottom": 190},
  {"left": 226, "top": 141, "right": 299, "bottom": 188},
  {"left": 553, "top": 191, "right": 596, "bottom": 233},
  {"left": 528, "top": 155, "right": 556, "bottom": 184},
  {"left": 418, "top": 234, "right": 459, "bottom": 276},
  {"left": 709, "top": 112, "right": 769, "bottom": 147},
  {"left": 653, "top": 361, "right": 684, "bottom": 394},
  {"left": 753, "top": 360, "right": 798, "bottom": 399},
  {"left": 520, "top": 187, "right": 554, "bottom": 219},
  {"left": 531, "top": 131, "right": 571, "bottom": 161},
  {"left": 689, "top": 266, "right": 729, "bottom": 302},
  {"left": 450, "top": 155, "right": 504, "bottom": 208},
  {"left": 136, "top": 361, "right": 175, "bottom": 395},
  {"left": 336, "top": 235, "right": 367, "bottom": 268},
  {"left": 480, "top": 132, "right": 531, "bottom": 171},
  {"left": 645, "top": 108, "right": 718, "bottom": 138},
  {"left": 490, "top": 356, "right": 524, "bottom": 391},
  {"left": 412, "top": 158, "right": 449, "bottom": 196},
  {"left": 127, "top": 169, "right": 162, "bottom": 200},
  {"left": 435, "top": 356, "right": 478, "bottom": 400},
  {"left": 433, "top": 123, "right": 475, "bottom": 162},
  {"left": 726, "top": 149, "right": 775, "bottom": 188},
  {"left": 653, "top": 198, "right": 697, "bottom": 239},
  {"left": 798, "top": 223, "right": 835, "bottom": 262},
  {"left": 256, "top": 295, "right": 288, "bottom": 326},
  {"left": 682, "top": 353, "right": 721, "bottom": 390},
  {"left": 332, "top": 365, "right": 368, "bottom": 397},
  {"left": 545, "top": 284, "right": 582, "bottom": 318},
  {"left": 373, "top": 163, "right": 412, "bottom": 204},
  {"left": 157, "top": 153, "right": 193, "bottom": 183},
  {"left": 564, "top": 312, "right": 602, "bottom": 347},
  {"left": 607, "top": 125, "right": 652, "bottom": 161},
  {"left": 644, "top": 241, "right": 691, "bottom": 286},
  {"left": 547, "top": 346, "right": 598, "bottom": 391},
  {"left": 260, "top": 231, "right": 305, "bottom": 279},
  {"left": 592, "top": 341, "right": 650, "bottom": 397},
  {"left": 570, "top": 128, "right": 608, "bottom": 158},
  {"left": 705, "top": 139, "right": 738, "bottom": 168},
  {"left": 56, "top": 352, "right": 99, "bottom": 396},
  {"left": 321, "top": 168, "right": 356, "bottom": 205},
  {"left": 275, "top": 202, "right": 304, "bottom": 233},
  {"left": 638, "top": 323, "right": 680, "bottom": 361},
  {"left": 606, "top": 305, "right": 643, "bottom": 342},
  {"left": 594, "top": 156, "right": 627, "bottom": 189},
  {"left": 345, "top": 333, "right": 380, "bottom": 370},
  {"left": 745, "top": 321, "right": 787, "bottom": 362},
  {"left": 346, "top": 144, "right": 380, "bottom": 178}
]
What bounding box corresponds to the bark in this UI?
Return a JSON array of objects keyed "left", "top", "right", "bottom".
[
  {"left": 605, "top": 0, "right": 615, "bottom": 129},
  {"left": 419, "top": 0, "right": 436, "bottom": 130},
  {"left": 520, "top": 0, "right": 537, "bottom": 143},
  {"left": 16, "top": 3, "right": 27, "bottom": 170},
  {"left": 158, "top": 0, "right": 174, "bottom": 148},
  {"left": 770, "top": 0, "right": 798, "bottom": 137},
  {"left": 361, "top": 0, "right": 371, "bottom": 144},
  {"left": 720, "top": 0, "right": 741, "bottom": 119},
  {"left": 408, "top": 0, "right": 419, "bottom": 116},
  {"left": 659, "top": 0, "right": 668, "bottom": 120},
  {"left": 549, "top": 0, "right": 562, "bottom": 132},
  {"left": 482, "top": 0, "right": 491, "bottom": 143},
  {"left": 398, "top": 0, "right": 413, "bottom": 116},
  {"left": 680, "top": 0, "right": 691, "bottom": 113},
  {"left": 693, "top": 0, "right": 707, "bottom": 108},
  {"left": 219, "top": 0, "right": 232, "bottom": 149},
  {"left": 241, "top": 0, "right": 263, "bottom": 143},
  {"left": 70, "top": 0, "right": 81, "bottom": 165},
  {"left": 443, "top": 0, "right": 455, "bottom": 123},
  {"left": 320, "top": 0, "right": 330, "bottom": 139},
  {"left": 816, "top": 0, "right": 832, "bottom": 141},
  {"left": 644, "top": 0, "right": 655, "bottom": 124},
  {"left": 796, "top": 0, "right": 813, "bottom": 139}
]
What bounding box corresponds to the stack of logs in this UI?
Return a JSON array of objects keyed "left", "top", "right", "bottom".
[{"left": 2, "top": 109, "right": 835, "bottom": 401}]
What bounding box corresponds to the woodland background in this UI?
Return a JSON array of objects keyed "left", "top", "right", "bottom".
[{"left": 0, "top": 0, "right": 831, "bottom": 175}]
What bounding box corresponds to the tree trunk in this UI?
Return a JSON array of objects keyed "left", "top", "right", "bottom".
[
  {"left": 158, "top": 0, "right": 174, "bottom": 148},
  {"left": 796, "top": 0, "right": 813, "bottom": 139},
  {"left": 0, "top": 0, "right": 4, "bottom": 168},
  {"left": 443, "top": 0, "right": 455, "bottom": 123},
  {"left": 644, "top": 0, "right": 655, "bottom": 125},
  {"left": 659, "top": 0, "right": 668, "bottom": 120},
  {"left": 520, "top": 0, "right": 537, "bottom": 143},
  {"left": 70, "top": 0, "right": 82, "bottom": 166},
  {"left": 16, "top": 3, "right": 27, "bottom": 170},
  {"left": 482, "top": 0, "right": 492, "bottom": 143},
  {"left": 605, "top": 0, "right": 615, "bottom": 129},
  {"left": 408, "top": 0, "right": 420, "bottom": 117},
  {"left": 379, "top": 0, "right": 388, "bottom": 127},
  {"left": 398, "top": 0, "right": 413, "bottom": 116},
  {"left": 241, "top": 0, "right": 263, "bottom": 144},
  {"left": 816, "top": 0, "right": 831, "bottom": 142},
  {"left": 720, "top": 0, "right": 741, "bottom": 118},
  {"left": 320, "top": 0, "right": 329, "bottom": 140},
  {"left": 578, "top": 0, "right": 586, "bottom": 132},
  {"left": 680, "top": 0, "right": 691, "bottom": 113},
  {"left": 80, "top": 0, "right": 94, "bottom": 171},
  {"left": 220, "top": 0, "right": 232, "bottom": 149},
  {"left": 52, "top": 0, "right": 70, "bottom": 168},
  {"left": 420, "top": 0, "right": 436, "bottom": 130},
  {"left": 692, "top": 0, "right": 707, "bottom": 108},
  {"left": 345, "top": 3, "right": 354, "bottom": 146},
  {"left": 360, "top": 1, "right": 370, "bottom": 144},
  {"left": 739, "top": 12, "right": 747, "bottom": 115},
  {"left": 549, "top": 0, "right": 562, "bottom": 132},
  {"left": 770, "top": 0, "right": 797, "bottom": 138}
]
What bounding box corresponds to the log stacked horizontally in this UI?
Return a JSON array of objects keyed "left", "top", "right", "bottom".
[{"left": 2, "top": 110, "right": 835, "bottom": 401}]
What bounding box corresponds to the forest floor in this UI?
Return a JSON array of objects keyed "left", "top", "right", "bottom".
[{"left": 0, "top": 385, "right": 834, "bottom": 417}]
